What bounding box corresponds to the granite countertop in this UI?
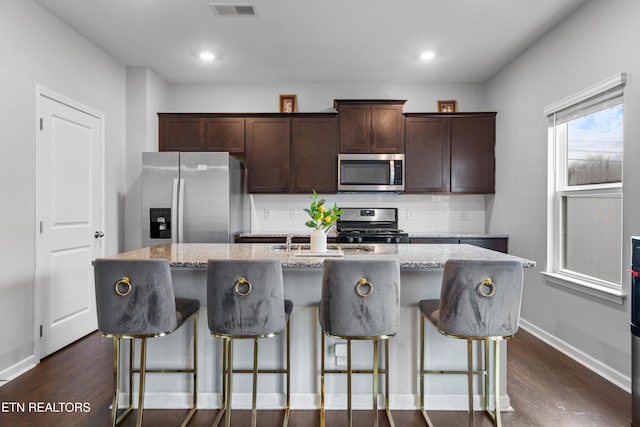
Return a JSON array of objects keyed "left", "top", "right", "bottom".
[
  {"left": 237, "top": 232, "right": 509, "bottom": 239},
  {"left": 107, "top": 243, "right": 535, "bottom": 269}
]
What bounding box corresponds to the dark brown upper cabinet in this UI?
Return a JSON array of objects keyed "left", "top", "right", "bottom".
[
  {"left": 404, "top": 112, "right": 496, "bottom": 194},
  {"left": 405, "top": 117, "right": 450, "bottom": 193},
  {"left": 291, "top": 117, "right": 338, "bottom": 193},
  {"left": 159, "top": 114, "right": 245, "bottom": 153},
  {"left": 204, "top": 117, "right": 245, "bottom": 153},
  {"left": 246, "top": 117, "right": 291, "bottom": 193},
  {"left": 335, "top": 100, "right": 406, "bottom": 154},
  {"left": 450, "top": 114, "right": 495, "bottom": 193},
  {"left": 159, "top": 116, "right": 203, "bottom": 151}
]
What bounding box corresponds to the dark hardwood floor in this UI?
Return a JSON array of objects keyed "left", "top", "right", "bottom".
[{"left": 0, "top": 330, "right": 630, "bottom": 426}]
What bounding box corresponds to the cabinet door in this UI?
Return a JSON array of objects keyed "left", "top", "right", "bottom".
[
  {"left": 291, "top": 117, "right": 337, "bottom": 193},
  {"left": 371, "top": 104, "right": 404, "bottom": 153},
  {"left": 450, "top": 116, "right": 495, "bottom": 193},
  {"left": 159, "top": 117, "right": 203, "bottom": 151},
  {"left": 339, "top": 104, "right": 371, "bottom": 153},
  {"left": 204, "top": 118, "right": 245, "bottom": 153},
  {"left": 405, "top": 117, "right": 450, "bottom": 192},
  {"left": 246, "top": 118, "right": 291, "bottom": 192}
]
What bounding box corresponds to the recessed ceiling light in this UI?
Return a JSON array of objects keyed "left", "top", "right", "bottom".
[
  {"left": 199, "top": 51, "right": 215, "bottom": 61},
  {"left": 419, "top": 51, "right": 436, "bottom": 61}
]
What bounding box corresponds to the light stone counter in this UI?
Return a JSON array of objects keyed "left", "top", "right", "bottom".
[
  {"left": 108, "top": 242, "right": 535, "bottom": 269},
  {"left": 105, "top": 243, "right": 534, "bottom": 412}
]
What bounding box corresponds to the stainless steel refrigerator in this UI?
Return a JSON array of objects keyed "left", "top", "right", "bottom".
[{"left": 142, "top": 152, "right": 248, "bottom": 247}]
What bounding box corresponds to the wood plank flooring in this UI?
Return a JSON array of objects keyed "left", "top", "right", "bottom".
[{"left": 0, "top": 330, "right": 630, "bottom": 426}]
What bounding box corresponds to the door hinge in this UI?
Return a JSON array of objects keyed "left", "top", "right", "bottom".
[
  {"left": 39, "top": 221, "right": 43, "bottom": 234},
  {"left": 40, "top": 118, "right": 43, "bottom": 131},
  {"left": 39, "top": 325, "right": 43, "bottom": 338}
]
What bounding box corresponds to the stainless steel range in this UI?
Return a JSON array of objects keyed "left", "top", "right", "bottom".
[{"left": 336, "top": 208, "right": 409, "bottom": 244}]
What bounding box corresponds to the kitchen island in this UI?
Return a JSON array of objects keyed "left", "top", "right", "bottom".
[{"left": 106, "top": 243, "right": 535, "bottom": 411}]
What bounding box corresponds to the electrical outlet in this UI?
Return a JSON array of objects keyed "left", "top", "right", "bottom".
[
  {"left": 334, "top": 343, "right": 347, "bottom": 366},
  {"left": 459, "top": 211, "right": 468, "bottom": 221},
  {"left": 290, "top": 209, "right": 297, "bottom": 220},
  {"left": 264, "top": 209, "right": 272, "bottom": 220},
  {"left": 407, "top": 210, "right": 414, "bottom": 220}
]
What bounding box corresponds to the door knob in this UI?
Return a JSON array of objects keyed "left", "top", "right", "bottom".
[{"left": 94, "top": 231, "right": 104, "bottom": 238}]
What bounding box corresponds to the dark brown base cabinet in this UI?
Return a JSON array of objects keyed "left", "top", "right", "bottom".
[
  {"left": 404, "top": 113, "right": 496, "bottom": 194},
  {"left": 410, "top": 237, "right": 508, "bottom": 253},
  {"left": 335, "top": 100, "right": 406, "bottom": 154}
]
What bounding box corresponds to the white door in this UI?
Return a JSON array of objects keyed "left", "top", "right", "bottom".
[{"left": 37, "top": 91, "right": 103, "bottom": 357}]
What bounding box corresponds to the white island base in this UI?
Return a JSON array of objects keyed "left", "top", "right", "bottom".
[{"left": 107, "top": 243, "right": 535, "bottom": 412}]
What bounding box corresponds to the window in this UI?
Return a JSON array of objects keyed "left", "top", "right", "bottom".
[{"left": 544, "top": 73, "right": 626, "bottom": 303}]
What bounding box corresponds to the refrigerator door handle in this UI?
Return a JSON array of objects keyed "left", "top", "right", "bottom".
[
  {"left": 178, "top": 178, "right": 185, "bottom": 243},
  {"left": 171, "top": 178, "right": 179, "bottom": 243}
]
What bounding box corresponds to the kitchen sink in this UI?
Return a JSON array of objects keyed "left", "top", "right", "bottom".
[{"left": 270, "top": 243, "right": 374, "bottom": 253}]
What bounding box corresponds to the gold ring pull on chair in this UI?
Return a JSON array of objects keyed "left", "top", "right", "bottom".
[
  {"left": 319, "top": 259, "right": 401, "bottom": 427},
  {"left": 93, "top": 258, "right": 199, "bottom": 427},
  {"left": 419, "top": 259, "right": 524, "bottom": 427},
  {"left": 206, "top": 259, "right": 292, "bottom": 427}
]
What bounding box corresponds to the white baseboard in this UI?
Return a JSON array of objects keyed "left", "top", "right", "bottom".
[
  {"left": 0, "top": 355, "right": 37, "bottom": 387},
  {"left": 120, "top": 392, "right": 510, "bottom": 411},
  {"left": 519, "top": 319, "right": 631, "bottom": 393}
]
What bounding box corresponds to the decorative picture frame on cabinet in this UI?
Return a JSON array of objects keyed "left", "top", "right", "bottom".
[
  {"left": 279, "top": 94, "right": 297, "bottom": 113},
  {"left": 437, "top": 100, "right": 458, "bottom": 113}
]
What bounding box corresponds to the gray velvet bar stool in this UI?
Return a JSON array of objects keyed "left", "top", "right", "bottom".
[
  {"left": 419, "top": 259, "right": 524, "bottom": 427},
  {"left": 206, "top": 259, "right": 293, "bottom": 427},
  {"left": 319, "top": 259, "right": 401, "bottom": 427},
  {"left": 93, "top": 258, "right": 199, "bottom": 427}
]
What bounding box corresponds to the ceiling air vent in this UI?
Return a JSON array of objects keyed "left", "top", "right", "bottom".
[{"left": 210, "top": 3, "right": 257, "bottom": 16}]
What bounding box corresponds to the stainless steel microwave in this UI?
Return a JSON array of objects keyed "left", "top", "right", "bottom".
[{"left": 338, "top": 153, "right": 405, "bottom": 192}]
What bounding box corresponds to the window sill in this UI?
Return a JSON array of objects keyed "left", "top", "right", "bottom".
[{"left": 542, "top": 272, "right": 626, "bottom": 305}]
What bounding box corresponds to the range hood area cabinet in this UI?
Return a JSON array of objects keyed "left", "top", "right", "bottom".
[
  {"left": 246, "top": 115, "right": 338, "bottom": 193},
  {"left": 159, "top": 114, "right": 245, "bottom": 153},
  {"left": 404, "top": 112, "right": 496, "bottom": 194},
  {"left": 334, "top": 100, "right": 406, "bottom": 154}
]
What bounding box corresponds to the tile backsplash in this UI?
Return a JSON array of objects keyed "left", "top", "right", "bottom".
[{"left": 250, "top": 193, "right": 486, "bottom": 234}]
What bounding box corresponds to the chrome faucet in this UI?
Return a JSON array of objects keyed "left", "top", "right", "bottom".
[{"left": 286, "top": 234, "right": 294, "bottom": 253}]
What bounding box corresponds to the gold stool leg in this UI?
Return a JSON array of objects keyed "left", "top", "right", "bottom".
[
  {"left": 373, "top": 339, "right": 379, "bottom": 427},
  {"left": 467, "top": 339, "right": 474, "bottom": 427},
  {"left": 484, "top": 340, "right": 490, "bottom": 413},
  {"left": 347, "top": 339, "right": 352, "bottom": 427},
  {"left": 284, "top": 316, "right": 291, "bottom": 427},
  {"left": 385, "top": 339, "right": 394, "bottom": 427},
  {"left": 420, "top": 313, "right": 434, "bottom": 427},
  {"left": 251, "top": 337, "right": 259, "bottom": 427},
  {"left": 181, "top": 313, "right": 198, "bottom": 427},
  {"left": 225, "top": 339, "right": 233, "bottom": 427},
  {"left": 110, "top": 338, "right": 120, "bottom": 427},
  {"left": 136, "top": 338, "right": 147, "bottom": 427},
  {"left": 320, "top": 332, "right": 326, "bottom": 427},
  {"left": 494, "top": 340, "right": 502, "bottom": 427},
  {"left": 212, "top": 337, "right": 227, "bottom": 427}
]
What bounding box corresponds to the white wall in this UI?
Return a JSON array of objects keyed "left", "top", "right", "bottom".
[
  {"left": 166, "top": 82, "right": 486, "bottom": 113},
  {"left": 486, "top": 0, "right": 640, "bottom": 385},
  {"left": 125, "top": 67, "right": 168, "bottom": 250},
  {"left": 0, "top": 0, "right": 126, "bottom": 378}
]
